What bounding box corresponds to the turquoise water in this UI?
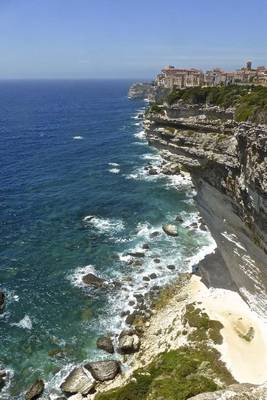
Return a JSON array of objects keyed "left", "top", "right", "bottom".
[{"left": 0, "top": 80, "right": 213, "bottom": 398}]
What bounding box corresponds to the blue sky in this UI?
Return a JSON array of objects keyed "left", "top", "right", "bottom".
[{"left": 0, "top": 0, "right": 266, "bottom": 79}]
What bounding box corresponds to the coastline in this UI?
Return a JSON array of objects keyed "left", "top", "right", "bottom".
[{"left": 87, "top": 96, "right": 267, "bottom": 399}]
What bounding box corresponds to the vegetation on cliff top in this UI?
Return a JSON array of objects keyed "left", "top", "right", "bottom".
[
  {"left": 95, "top": 345, "right": 235, "bottom": 400},
  {"left": 163, "top": 85, "right": 267, "bottom": 123}
]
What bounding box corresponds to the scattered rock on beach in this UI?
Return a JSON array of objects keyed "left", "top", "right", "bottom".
[
  {"left": 60, "top": 367, "right": 95, "bottom": 395},
  {"left": 96, "top": 336, "right": 114, "bottom": 354},
  {"left": 25, "top": 379, "right": 45, "bottom": 400},
  {"left": 82, "top": 273, "right": 105, "bottom": 288},
  {"left": 162, "top": 224, "right": 178, "bottom": 237},
  {"left": 85, "top": 360, "right": 120, "bottom": 382},
  {"left": 118, "top": 330, "right": 140, "bottom": 354}
]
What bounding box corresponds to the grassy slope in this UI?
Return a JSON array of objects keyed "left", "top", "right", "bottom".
[{"left": 162, "top": 85, "right": 267, "bottom": 123}]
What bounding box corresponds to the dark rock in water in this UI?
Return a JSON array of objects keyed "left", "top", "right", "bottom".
[
  {"left": 120, "top": 310, "right": 130, "bottom": 317},
  {"left": 153, "top": 258, "right": 161, "bottom": 264},
  {"left": 150, "top": 231, "right": 160, "bottom": 238},
  {"left": 133, "top": 260, "right": 143, "bottom": 267},
  {"left": 133, "top": 293, "right": 144, "bottom": 303},
  {"left": 142, "top": 276, "right": 150, "bottom": 281},
  {"left": 128, "top": 300, "right": 135, "bottom": 306},
  {"left": 167, "top": 264, "right": 176, "bottom": 270},
  {"left": 127, "top": 251, "right": 145, "bottom": 258},
  {"left": 82, "top": 273, "right": 105, "bottom": 288},
  {"left": 199, "top": 222, "right": 208, "bottom": 231},
  {"left": 142, "top": 243, "right": 150, "bottom": 250},
  {"left": 162, "top": 224, "right": 178, "bottom": 237},
  {"left": 118, "top": 329, "right": 140, "bottom": 354},
  {"left": 85, "top": 360, "right": 120, "bottom": 382},
  {"left": 190, "top": 222, "right": 198, "bottom": 229},
  {"left": 150, "top": 273, "right": 157, "bottom": 279},
  {"left": 175, "top": 215, "right": 184, "bottom": 223},
  {"left": 60, "top": 367, "right": 95, "bottom": 395},
  {"left": 0, "top": 291, "right": 5, "bottom": 313},
  {"left": 148, "top": 168, "right": 158, "bottom": 175},
  {"left": 25, "top": 379, "right": 44, "bottom": 400},
  {"left": 0, "top": 369, "right": 7, "bottom": 392},
  {"left": 96, "top": 336, "right": 114, "bottom": 354}
]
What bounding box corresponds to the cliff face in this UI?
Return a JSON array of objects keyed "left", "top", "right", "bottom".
[
  {"left": 128, "top": 82, "right": 168, "bottom": 102},
  {"left": 145, "top": 103, "right": 267, "bottom": 318}
]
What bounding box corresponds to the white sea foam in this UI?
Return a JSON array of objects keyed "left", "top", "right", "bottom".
[
  {"left": 109, "top": 167, "right": 120, "bottom": 174},
  {"left": 141, "top": 153, "right": 162, "bottom": 161},
  {"left": 134, "top": 130, "right": 146, "bottom": 139},
  {"left": 72, "top": 136, "right": 84, "bottom": 140},
  {"left": 187, "top": 239, "right": 217, "bottom": 269},
  {"left": 108, "top": 162, "right": 120, "bottom": 167},
  {"left": 82, "top": 215, "right": 125, "bottom": 234},
  {"left": 11, "top": 315, "right": 32, "bottom": 330}
]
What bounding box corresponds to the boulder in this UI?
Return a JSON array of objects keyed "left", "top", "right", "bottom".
[
  {"left": 167, "top": 264, "right": 176, "bottom": 270},
  {"left": 118, "top": 330, "right": 140, "bottom": 354},
  {"left": 0, "top": 291, "right": 5, "bottom": 313},
  {"left": 85, "top": 360, "right": 120, "bottom": 382},
  {"left": 150, "top": 273, "right": 157, "bottom": 279},
  {"left": 60, "top": 367, "right": 95, "bottom": 395},
  {"left": 175, "top": 215, "right": 184, "bottom": 223},
  {"left": 96, "top": 336, "right": 114, "bottom": 354},
  {"left": 125, "top": 312, "right": 138, "bottom": 325},
  {"left": 153, "top": 258, "right": 161, "bottom": 263},
  {"left": 25, "top": 379, "right": 44, "bottom": 400},
  {"left": 162, "top": 224, "right": 178, "bottom": 237},
  {"left": 82, "top": 273, "right": 105, "bottom": 288}
]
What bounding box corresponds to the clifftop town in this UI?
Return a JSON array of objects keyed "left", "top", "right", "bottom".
[{"left": 155, "top": 60, "right": 267, "bottom": 89}]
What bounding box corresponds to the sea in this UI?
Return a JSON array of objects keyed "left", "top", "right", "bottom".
[{"left": 0, "top": 80, "right": 214, "bottom": 398}]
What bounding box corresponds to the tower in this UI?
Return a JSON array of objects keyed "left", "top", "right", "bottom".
[{"left": 246, "top": 60, "right": 252, "bottom": 70}]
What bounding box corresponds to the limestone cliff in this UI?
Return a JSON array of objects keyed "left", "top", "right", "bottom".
[
  {"left": 128, "top": 82, "right": 168, "bottom": 102},
  {"left": 145, "top": 102, "right": 267, "bottom": 318}
]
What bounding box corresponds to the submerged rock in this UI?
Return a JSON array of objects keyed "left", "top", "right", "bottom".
[
  {"left": 25, "top": 379, "right": 44, "bottom": 400},
  {"left": 85, "top": 360, "right": 120, "bottom": 382},
  {"left": 118, "top": 329, "right": 140, "bottom": 354},
  {"left": 0, "top": 291, "right": 5, "bottom": 313},
  {"left": 142, "top": 243, "right": 150, "bottom": 250},
  {"left": 96, "top": 336, "right": 114, "bottom": 354},
  {"left": 150, "top": 231, "right": 160, "bottom": 238},
  {"left": 162, "top": 224, "right": 178, "bottom": 237},
  {"left": 60, "top": 367, "right": 95, "bottom": 395},
  {"left": 127, "top": 251, "right": 145, "bottom": 258},
  {"left": 82, "top": 273, "right": 105, "bottom": 288}
]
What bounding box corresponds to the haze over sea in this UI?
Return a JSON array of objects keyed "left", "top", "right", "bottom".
[{"left": 0, "top": 80, "right": 213, "bottom": 398}]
